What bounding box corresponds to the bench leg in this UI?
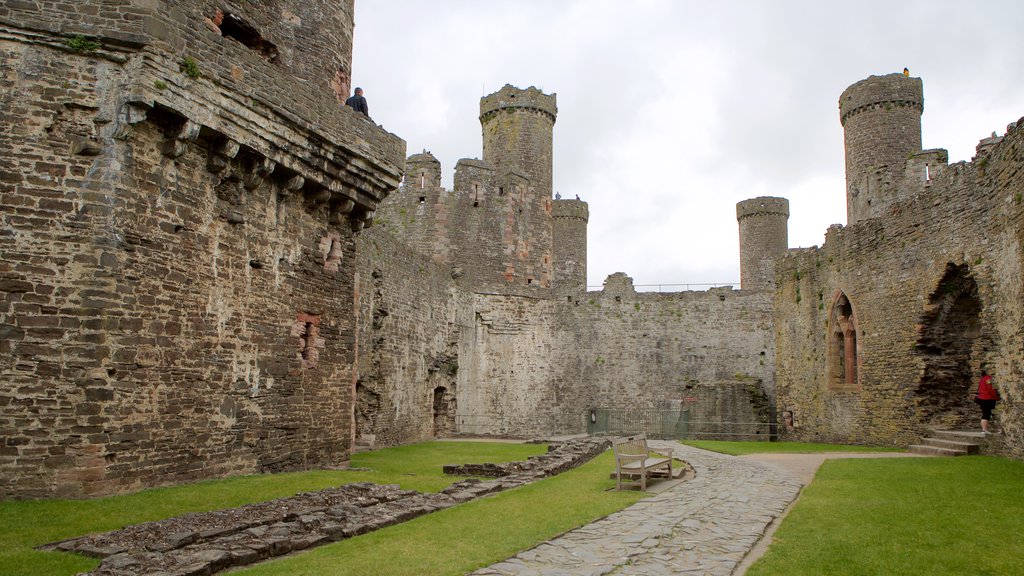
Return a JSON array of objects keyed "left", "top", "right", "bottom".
[
  {"left": 616, "top": 468, "right": 621, "bottom": 491},
  {"left": 641, "top": 470, "right": 646, "bottom": 491}
]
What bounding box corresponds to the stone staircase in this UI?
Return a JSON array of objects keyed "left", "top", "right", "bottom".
[
  {"left": 909, "top": 429, "right": 987, "bottom": 456},
  {"left": 353, "top": 434, "right": 376, "bottom": 453}
]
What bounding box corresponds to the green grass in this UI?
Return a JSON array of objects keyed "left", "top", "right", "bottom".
[
  {"left": 748, "top": 456, "right": 1024, "bottom": 575},
  {"left": 0, "top": 441, "right": 546, "bottom": 576},
  {"left": 235, "top": 450, "right": 643, "bottom": 576},
  {"left": 683, "top": 440, "right": 905, "bottom": 455}
]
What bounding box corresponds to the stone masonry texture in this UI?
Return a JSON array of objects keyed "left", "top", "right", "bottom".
[
  {"left": 0, "top": 1, "right": 405, "bottom": 498},
  {"left": 3, "top": 0, "right": 1023, "bottom": 503},
  {"left": 358, "top": 86, "right": 778, "bottom": 448},
  {"left": 840, "top": 73, "right": 924, "bottom": 224},
  {"left": 776, "top": 75, "right": 1024, "bottom": 453},
  {"left": 737, "top": 196, "right": 789, "bottom": 291}
]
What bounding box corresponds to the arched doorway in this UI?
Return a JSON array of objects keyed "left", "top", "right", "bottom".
[
  {"left": 432, "top": 386, "right": 455, "bottom": 437},
  {"left": 915, "top": 263, "right": 982, "bottom": 427}
]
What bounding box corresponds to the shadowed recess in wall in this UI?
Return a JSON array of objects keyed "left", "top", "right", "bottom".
[{"left": 914, "top": 263, "right": 983, "bottom": 428}]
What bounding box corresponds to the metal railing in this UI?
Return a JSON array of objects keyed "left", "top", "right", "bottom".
[
  {"left": 586, "top": 407, "right": 774, "bottom": 441},
  {"left": 455, "top": 412, "right": 585, "bottom": 437},
  {"left": 585, "top": 282, "right": 739, "bottom": 293},
  {"left": 452, "top": 409, "right": 774, "bottom": 441}
]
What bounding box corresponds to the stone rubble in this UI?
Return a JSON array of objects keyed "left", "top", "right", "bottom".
[{"left": 43, "top": 437, "right": 610, "bottom": 576}]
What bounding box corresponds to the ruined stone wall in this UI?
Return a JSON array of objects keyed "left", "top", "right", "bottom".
[
  {"left": 775, "top": 120, "right": 1024, "bottom": 453},
  {"left": 0, "top": 2, "right": 403, "bottom": 498},
  {"left": 459, "top": 275, "right": 775, "bottom": 438},
  {"left": 353, "top": 228, "right": 471, "bottom": 446}
]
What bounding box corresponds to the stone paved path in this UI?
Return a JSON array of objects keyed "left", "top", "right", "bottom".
[{"left": 470, "top": 441, "right": 804, "bottom": 576}]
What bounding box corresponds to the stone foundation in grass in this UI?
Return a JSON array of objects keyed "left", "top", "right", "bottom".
[{"left": 44, "top": 437, "right": 611, "bottom": 576}]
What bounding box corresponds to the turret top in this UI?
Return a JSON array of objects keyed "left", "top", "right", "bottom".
[
  {"left": 407, "top": 150, "right": 440, "bottom": 165},
  {"left": 736, "top": 196, "right": 789, "bottom": 220},
  {"left": 839, "top": 73, "right": 924, "bottom": 127},
  {"left": 480, "top": 84, "right": 557, "bottom": 123}
]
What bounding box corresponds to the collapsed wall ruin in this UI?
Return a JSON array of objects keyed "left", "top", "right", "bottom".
[{"left": 774, "top": 74, "right": 1024, "bottom": 453}]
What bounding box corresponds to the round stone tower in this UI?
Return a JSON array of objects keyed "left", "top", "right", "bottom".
[
  {"left": 737, "top": 197, "right": 789, "bottom": 291},
  {"left": 480, "top": 85, "right": 557, "bottom": 198},
  {"left": 477, "top": 85, "right": 558, "bottom": 289},
  {"left": 552, "top": 198, "right": 589, "bottom": 294},
  {"left": 839, "top": 73, "right": 924, "bottom": 224}
]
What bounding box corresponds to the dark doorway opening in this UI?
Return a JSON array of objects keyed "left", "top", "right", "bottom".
[
  {"left": 432, "top": 386, "right": 455, "bottom": 437},
  {"left": 915, "top": 263, "right": 982, "bottom": 428}
]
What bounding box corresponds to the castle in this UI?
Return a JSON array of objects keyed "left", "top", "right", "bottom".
[{"left": 1, "top": 2, "right": 1021, "bottom": 499}]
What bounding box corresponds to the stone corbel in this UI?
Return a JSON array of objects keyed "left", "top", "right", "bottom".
[
  {"left": 328, "top": 198, "right": 354, "bottom": 225},
  {"left": 279, "top": 174, "right": 305, "bottom": 199},
  {"left": 161, "top": 119, "right": 201, "bottom": 158},
  {"left": 242, "top": 157, "right": 276, "bottom": 190},
  {"left": 305, "top": 187, "right": 332, "bottom": 209},
  {"left": 348, "top": 207, "right": 375, "bottom": 231},
  {"left": 207, "top": 138, "right": 240, "bottom": 173},
  {"left": 361, "top": 209, "right": 376, "bottom": 229},
  {"left": 111, "top": 102, "right": 150, "bottom": 140}
]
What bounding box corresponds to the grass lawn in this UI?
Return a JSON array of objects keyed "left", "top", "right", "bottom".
[
  {"left": 0, "top": 441, "right": 550, "bottom": 575},
  {"left": 683, "top": 439, "right": 905, "bottom": 455},
  {"left": 748, "top": 456, "right": 1024, "bottom": 575},
  {"left": 235, "top": 450, "right": 644, "bottom": 575}
]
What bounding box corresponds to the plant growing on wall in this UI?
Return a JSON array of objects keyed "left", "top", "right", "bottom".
[
  {"left": 65, "top": 35, "right": 100, "bottom": 53},
  {"left": 179, "top": 56, "right": 201, "bottom": 79}
]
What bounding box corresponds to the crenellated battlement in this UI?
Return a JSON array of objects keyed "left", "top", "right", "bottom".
[
  {"left": 840, "top": 72, "right": 924, "bottom": 224},
  {"left": 377, "top": 83, "right": 580, "bottom": 295},
  {"left": 839, "top": 73, "right": 924, "bottom": 127},
  {"left": 479, "top": 84, "right": 558, "bottom": 123},
  {"left": 736, "top": 197, "right": 790, "bottom": 220},
  {"left": 552, "top": 199, "right": 589, "bottom": 222}
]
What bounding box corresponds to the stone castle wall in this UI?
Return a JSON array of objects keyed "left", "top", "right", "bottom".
[
  {"left": 350, "top": 254, "right": 776, "bottom": 445},
  {"left": 0, "top": 1, "right": 404, "bottom": 497},
  {"left": 357, "top": 84, "right": 776, "bottom": 449},
  {"left": 378, "top": 85, "right": 564, "bottom": 296},
  {"left": 353, "top": 228, "right": 472, "bottom": 446},
  {"left": 774, "top": 117, "right": 1024, "bottom": 453},
  {"left": 461, "top": 276, "right": 775, "bottom": 438}
]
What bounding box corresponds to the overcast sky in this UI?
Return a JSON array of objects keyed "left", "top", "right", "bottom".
[{"left": 351, "top": 0, "right": 1024, "bottom": 289}]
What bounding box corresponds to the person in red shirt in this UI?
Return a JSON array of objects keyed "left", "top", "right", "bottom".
[{"left": 975, "top": 369, "right": 1001, "bottom": 434}]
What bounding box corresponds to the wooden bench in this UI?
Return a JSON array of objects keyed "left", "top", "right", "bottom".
[{"left": 612, "top": 434, "right": 673, "bottom": 491}]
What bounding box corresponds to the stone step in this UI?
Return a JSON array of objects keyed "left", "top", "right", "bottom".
[
  {"left": 353, "top": 435, "right": 376, "bottom": 453},
  {"left": 908, "top": 444, "right": 969, "bottom": 457},
  {"left": 929, "top": 429, "right": 986, "bottom": 442},
  {"left": 922, "top": 437, "right": 981, "bottom": 454}
]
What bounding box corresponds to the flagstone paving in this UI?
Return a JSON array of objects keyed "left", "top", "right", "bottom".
[{"left": 471, "top": 441, "right": 805, "bottom": 576}]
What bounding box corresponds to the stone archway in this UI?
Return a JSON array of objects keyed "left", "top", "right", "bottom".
[
  {"left": 915, "top": 263, "right": 982, "bottom": 428},
  {"left": 828, "top": 292, "right": 860, "bottom": 392},
  {"left": 432, "top": 386, "right": 455, "bottom": 437}
]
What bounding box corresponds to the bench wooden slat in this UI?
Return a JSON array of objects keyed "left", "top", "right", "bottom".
[{"left": 611, "top": 433, "right": 672, "bottom": 491}]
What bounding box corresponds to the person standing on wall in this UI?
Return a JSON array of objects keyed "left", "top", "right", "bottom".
[
  {"left": 345, "top": 87, "right": 370, "bottom": 118},
  {"left": 975, "top": 369, "right": 1001, "bottom": 434}
]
